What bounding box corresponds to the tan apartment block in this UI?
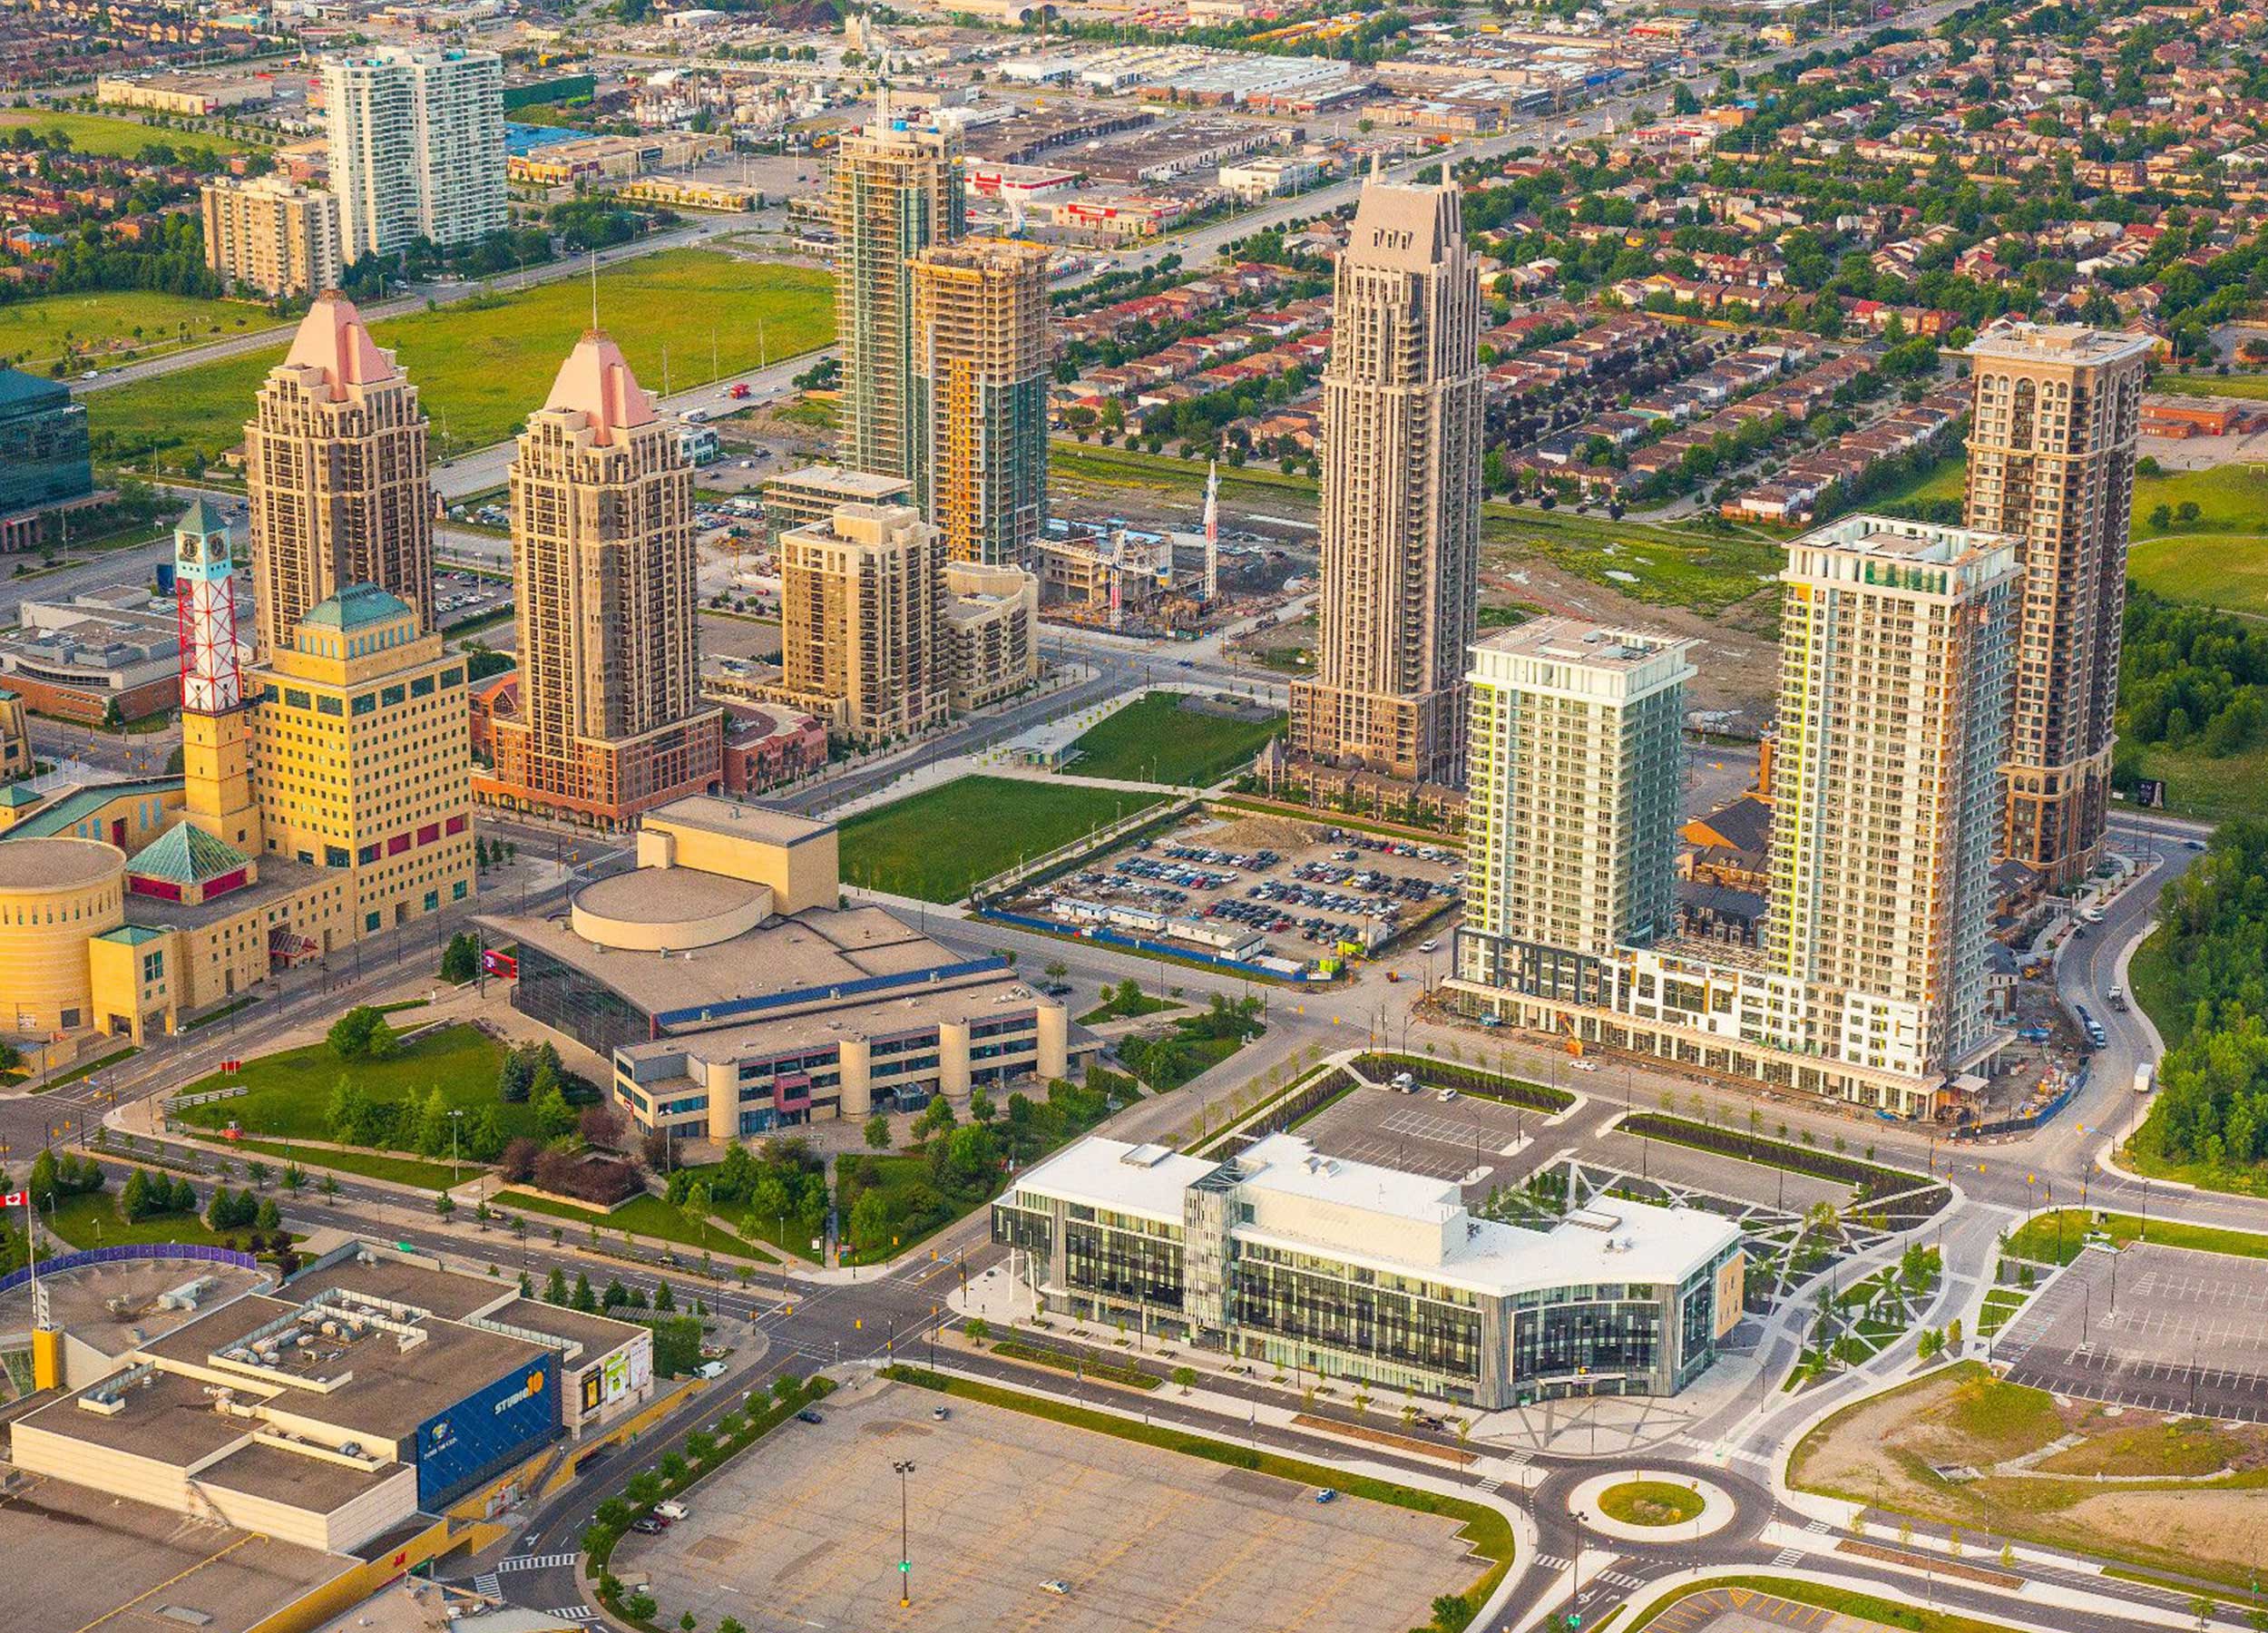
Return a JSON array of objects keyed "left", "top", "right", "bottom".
[
  {"left": 243, "top": 293, "right": 435, "bottom": 650},
  {"left": 1959, "top": 322, "right": 2149, "bottom": 887},
  {"left": 943, "top": 559, "right": 1040, "bottom": 710},
  {"left": 201, "top": 175, "right": 342, "bottom": 299},
  {"left": 773, "top": 502, "right": 950, "bottom": 745},
  {"left": 484, "top": 330, "right": 722, "bottom": 828},
  {"left": 911, "top": 238, "right": 1051, "bottom": 567},
  {"left": 1288, "top": 166, "right": 1482, "bottom": 788}
]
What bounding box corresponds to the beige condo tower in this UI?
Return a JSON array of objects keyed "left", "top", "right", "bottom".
[
  {"left": 243, "top": 292, "right": 435, "bottom": 649},
  {"left": 773, "top": 502, "right": 951, "bottom": 746},
  {"left": 1959, "top": 322, "right": 2150, "bottom": 887},
  {"left": 1289, "top": 163, "right": 1483, "bottom": 788},
  {"left": 482, "top": 331, "right": 722, "bottom": 828},
  {"left": 911, "top": 238, "right": 1051, "bottom": 567},
  {"left": 832, "top": 90, "right": 965, "bottom": 484}
]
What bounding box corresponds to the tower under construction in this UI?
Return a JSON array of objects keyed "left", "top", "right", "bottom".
[{"left": 911, "top": 238, "right": 1051, "bottom": 568}]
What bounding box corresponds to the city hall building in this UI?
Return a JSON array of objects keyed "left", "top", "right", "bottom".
[{"left": 992, "top": 1133, "right": 1745, "bottom": 1407}]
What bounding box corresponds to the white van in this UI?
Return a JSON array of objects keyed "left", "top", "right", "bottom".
[{"left": 696, "top": 1360, "right": 728, "bottom": 1380}]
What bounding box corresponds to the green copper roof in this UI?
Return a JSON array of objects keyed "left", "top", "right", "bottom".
[
  {"left": 93, "top": 924, "right": 167, "bottom": 946},
  {"left": 2, "top": 776, "right": 181, "bottom": 840},
  {"left": 302, "top": 582, "right": 412, "bottom": 632},
  {"left": 176, "top": 496, "right": 228, "bottom": 538},
  {"left": 125, "top": 821, "right": 249, "bottom": 885}
]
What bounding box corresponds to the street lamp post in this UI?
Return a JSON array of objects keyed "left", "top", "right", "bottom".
[{"left": 893, "top": 1459, "right": 916, "bottom": 1608}]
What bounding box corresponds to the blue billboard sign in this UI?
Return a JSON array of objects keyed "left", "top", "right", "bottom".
[{"left": 415, "top": 1353, "right": 562, "bottom": 1509}]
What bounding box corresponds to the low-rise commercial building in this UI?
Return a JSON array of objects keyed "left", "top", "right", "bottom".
[
  {"left": 0, "top": 584, "right": 184, "bottom": 722},
  {"left": 993, "top": 1133, "right": 1744, "bottom": 1407},
  {"left": 479, "top": 795, "right": 1075, "bottom": 1141},
  {"left": 98, "top": 72, "right": 274, "bottom": 116},
  {"left": 12, "top": 1241, "right": 649, "bottom": 1556}
]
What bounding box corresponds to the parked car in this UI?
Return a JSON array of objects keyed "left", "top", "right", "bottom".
[
  {"left": 1570, "top": 1060, "right": 1598, "bottom": 1073},
  {"left": 631, "top": 1517, "right": 668, "bottom": 1535},
  {"left": 933, "top": 1406, "right": 951, "bottom": 1421},
  {"left": 1041, "top": 1580, "right": 1073, "bottom": 1596},
  {"left": 1314, "top": 1489, "right": 1338, "bottom": 1504},
  {"left": 797, "top": 1409, "right": 825, "bottom": 1424},
  {"left": 655, "top": 1501, "right": 689, "bottom": 1521}
]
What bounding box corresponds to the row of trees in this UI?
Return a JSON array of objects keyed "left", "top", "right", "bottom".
[
  {"left": 2116, "top": 591, "right": 2268, "bottom": 762},
  {"left": 2136, "top": 821, "right": 2268, "bottom": 1174}
]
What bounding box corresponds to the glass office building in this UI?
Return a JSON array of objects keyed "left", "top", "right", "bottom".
[
  {"left": 992, "top": 1133, "right": 1745, "bottom": 1408},
  {"left": 0, "top": 367, "right": 93, "bottom": 517}
]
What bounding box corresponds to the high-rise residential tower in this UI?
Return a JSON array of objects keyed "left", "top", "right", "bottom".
[
  {"left": 773, "top": 502, "right": 950, "bottom": 746},
  {"left": 484, "top": 332, "right": 721, "bottom": 827},
  {"left": 1455, "top": 620, "right": 1693, "bottom": 996},
  {"left": 831, "top": 92, "right": 965, "bottom": 484},
  {"left": 911, "top": 238, "right": 1051, "bottom": 568},
  {"left": 323, "top": 47, "right": 506, "bottom": 264},
  {"left": 1959, "top": 323, "right": 2149, "bottom": 887},
  {"left": 200, "top": 175, "right": 342, "bottom": 299},
  {"left": 1768, "top": 516, "right": 2018, "bottom": 1081},
  {"left": 244, "top": 292, "right": 434, "bottom": 650},
  {"left": 1289, "top": 165, "right": 1482, "bottom": 787}
]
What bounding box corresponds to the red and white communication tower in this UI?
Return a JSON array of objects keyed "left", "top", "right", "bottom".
[
  {"left": 1202, "top": 459, "right": 1220, "bottom": 605},
  {"left": 174, "top": 498, "right": 242, "bottom": 716}
]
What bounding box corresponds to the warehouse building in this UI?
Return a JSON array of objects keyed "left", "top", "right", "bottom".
[{"left": 992, "top": 1133, "right": 1745, "bottom": 1407}]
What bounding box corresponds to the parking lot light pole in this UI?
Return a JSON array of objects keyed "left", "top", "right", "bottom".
[{"left": 894, "top": 1459, "right": 915, "bottom": 1607}]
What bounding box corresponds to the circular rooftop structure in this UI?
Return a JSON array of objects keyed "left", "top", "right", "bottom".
[
  {"left": 571, "top": 865, "right": 773, "bottom": 953},
  {"left": 0, "top": 835, "right": 125, "bottom": 895}
]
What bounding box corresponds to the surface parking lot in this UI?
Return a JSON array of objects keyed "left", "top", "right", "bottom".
[
  {"left": 1298, "top": 1083, "right": 1540, "bottom": 1196},
  {"left": 616, "top": 1380, "right": 1472, "bottom": 1633},
  {"left": 1995, "top": 1242, "right": 2268, "bottom": 1423}
]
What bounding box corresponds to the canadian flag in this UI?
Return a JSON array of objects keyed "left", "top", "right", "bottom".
[{"left": 0, "top": 1192, "right": 25, "bottom": 1208}]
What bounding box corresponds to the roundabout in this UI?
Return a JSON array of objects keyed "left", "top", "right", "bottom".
[{"left": 1565, "top": 1470, "right": 1740, "bottom": 1543}]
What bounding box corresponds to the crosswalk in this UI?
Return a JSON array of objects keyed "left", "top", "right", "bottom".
[
  {"left": 1598, "top": 1570, "right": 1648, "bottom": 1590},
  {"left": 1475, "top": 1477, "right": 1502, "bottom": 1494},
  {"left": 1536, "top": 1554, "right": 1570, "bottom": 1571},
  {"left": 1804, "top": 1518, "right": 1833, "bottom": 1536},
  {"left": 1772, "top": 1546, "right": 1804, "bottom": 1568},
  {"left": 473, "top": 1573, "right": 501, "bottom": 1599},
  {"left": 495, "top": 1552, "right": 580, "bottom": 1575},
  {"left": 546, "top": 1606, "right": 597, "bottom": 1625}
]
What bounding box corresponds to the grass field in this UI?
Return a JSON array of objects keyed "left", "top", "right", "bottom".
[
  {"left": 222, "top": 1136, "right": 464, "bottom": 1191},
  {"left": 2127, "top": 533, "right": 2268, "bottom": 619},
  {"left": 39, "top": 1188, "right": 246, "bottom": 1251},
  {"left": 1999, "top": 1208, "right": 2268, "bottom": 1264},
  {"left": 1596, "top": 1480, "right": 1706, "bottom": 1527},
  {"left": 92, "top": 250, "right": 836, "bottom": 468},
  {"left": 1063, "top": 691, "right": 1285, "bottom": 787},
  {"left": 1629, "top": 1577, "right": 2032, "bottom": 1633},
  {"left": 1870, "top": 449, "right": 1969, "bottom": 509},
  {"left": 0, "top": 289, "right": 281, "bottom": 376},
  {"left": 0, "top": 111, "right": 253, "bottom": 162},
  {"left": 838, "top": 775, "right": 1163, "bottom": 902},
  {"left": 497, "top": 1188, "right": 773, "bottom": 1262},
  {"left": 2116, "top": 736, "right": 2268, "bottom": 821},
  {"left": 1051, "top": 439, "right": 1320, "bottom": 507},
  {"left": 172, "top": 1022, "right": 513, "bottom": 1142},
  {"left": 2153, "top": 372, "right": 2268, "bottom": 402},
  {"left": 2131, "top": 464, "right": 2268, "bottom": 541}
]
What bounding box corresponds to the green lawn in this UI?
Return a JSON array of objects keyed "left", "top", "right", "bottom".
[
  {"left": 838, "top": 775, "right": 1163, "bottom": 902},
  {"left": 1870, "top": 449, "right": 1970, "bottom": 509},
  {"left": 1051, "top": 439, "right": 1319, "bottom": 504},
  {"left": 496, "top": 1188, "right": 774, "bottom": 1262},
  {"left": 1597, "top": 1479, "right": 1706, "bottom": 1527},
  {"left": 42, "top": 1188, "right": 243, "bottom": 1251},
  {"left": 0, "top": 111, "right": 253, "bottom": 161},
  {"left": 222, "top": 1136, "right": 465, "bottom": 1192},
  {"left": 2132, "top": 464, "right": 2268, "bottom": 541},
  {"left": 2002, "top": 1208, "right": 2268, "bottom": 1265},
  {"left": 92, "top": 249, "right": 836, "bottom": 469},
  {"left": 1078, "top": 989, "right": 1175, "bottom": 1025},
  {"left": 2116, "top": 736, "right": 2268, "bottom": 821},
  {"left": 1063, "top": 691, "right": 1285, "bottom": 787},
  {"left": 0, "top": 289, "right": 282, "bottom": 377},
  {"left": 2127, "top": 533, "right": 2268, "bottom": 619},
  {"left": 2153, "top": 372, "right": 2268, "bottom": 402},
  {"left": 1630, "top": 1578, "right": 2031, "bottom": 1633},
  {"left": 172, "top": 1022, "right": 513, "bottom": 1142}
]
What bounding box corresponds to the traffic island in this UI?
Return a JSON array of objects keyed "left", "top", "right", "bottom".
[{"left": 1569, "top": 1471, "right": 1735, "bottom": 1542}]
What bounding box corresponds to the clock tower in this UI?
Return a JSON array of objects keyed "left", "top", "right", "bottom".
[{"left": 174, "top": 500, "right": 260, "bottom": 852}]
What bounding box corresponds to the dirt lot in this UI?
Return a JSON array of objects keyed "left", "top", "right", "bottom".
[
  {"left": 1789, "top": 1360, "right": 2268, "bottom": 1583},
  {"left": 615, "top": 1377, "right": 1475, "bottom": 1633}
]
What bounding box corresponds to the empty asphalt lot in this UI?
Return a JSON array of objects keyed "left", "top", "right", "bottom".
[{"left": 613, "top": 1377, "right": 1477, "bottom": 1633}]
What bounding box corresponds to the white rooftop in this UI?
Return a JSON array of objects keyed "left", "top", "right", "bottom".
[{"left": 1013, "top": 1133, "right": 1739, "bottom": 1297}]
